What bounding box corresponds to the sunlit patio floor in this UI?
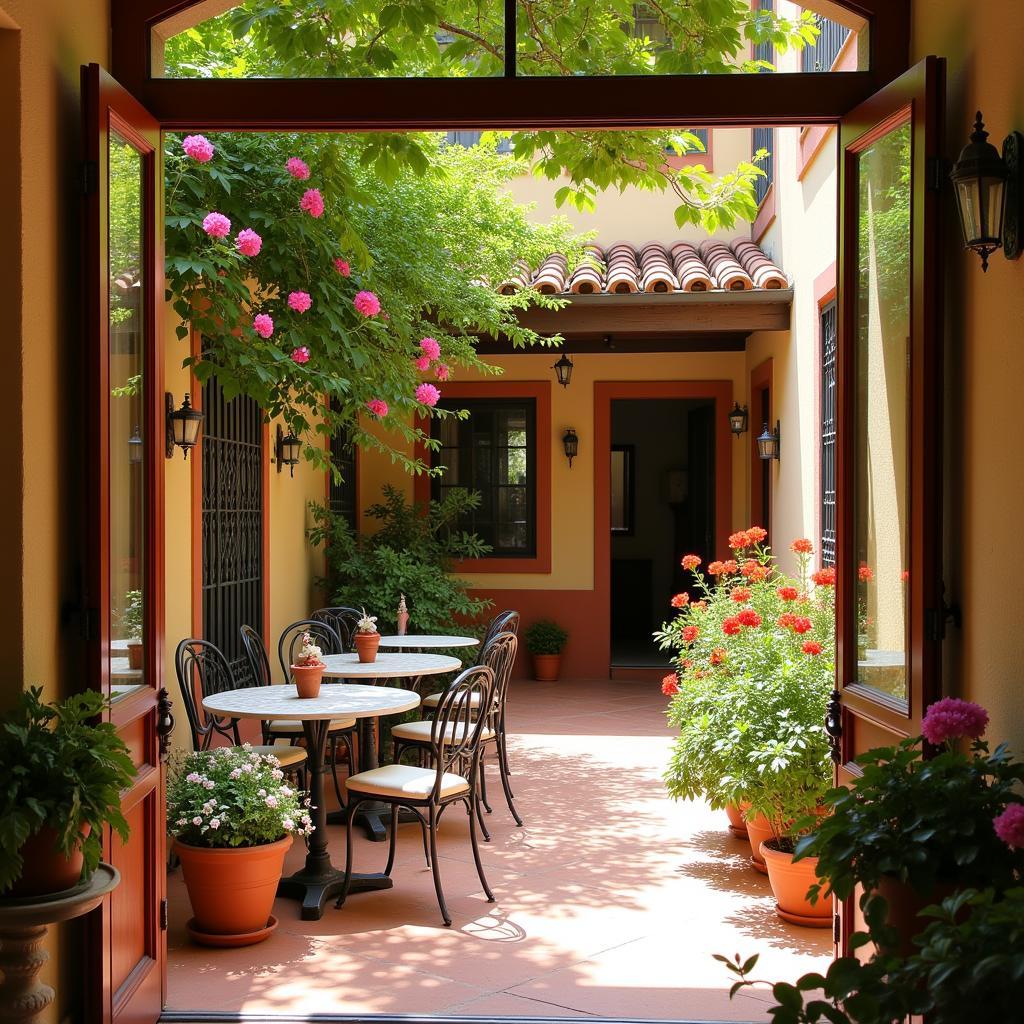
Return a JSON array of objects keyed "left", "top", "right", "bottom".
[{"left": 166, "top": 677, "right": 830, "bottom": 1020}]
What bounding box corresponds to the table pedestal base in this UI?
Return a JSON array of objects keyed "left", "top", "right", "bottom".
[
  {"left": 277, "top": 867, "right": 393, "bottom": 921},
  {"left": 326, "top": 803, "right": 420, "bottom": 842}
]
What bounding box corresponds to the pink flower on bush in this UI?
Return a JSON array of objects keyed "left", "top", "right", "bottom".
[
  {"left": 236, "top": 228, "right": 263, "bottom": 257},
  {"left": 415, "top": 383, "right": 440, "bottom": 407},
  {"left": 252, "top": 313, "right": 274, "bottom": 339},
  {"left": 182, "top": 134, "right": 215, "bottom": 162},
  {"left": 202, "top": 211, "right": 231, "bottom": 238},
  {"left": 333, "top": 258, "right": 350, "bottom": 277},
  {"left": 435, "top": 364, "right": 450, "bottom": 381},
  {"left": 993, "top": 804, "right": 1024, "bottom": 849},
  {"left": 291, "top": 346, "right": 310, "bottom": 365},
  {"left": 354, "top": 291, "right": 381, "bottom": 317},
  {"left": 286, "top": 157, "right": 311, "bottom": 180},
  {"left": 300, "top": 188, "right": 325, "bottom": 218},
  {"left": 414, "top": 355, "right": 431, "bottom": 372},
  {"left": 288, "top": 291, "right": 312, "bottom": 313},
  {"left": 921, "top": 697, "right": 989, "bottom": 746},
  {"left": 419, "top": 337, "right": 441, "bottom": 361},
  {"left": 366, "top": 399, "right": 389, "bottom": 418}
]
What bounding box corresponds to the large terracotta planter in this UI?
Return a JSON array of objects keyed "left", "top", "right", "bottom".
[
  {"left": 745, "top": 813, "right": 776, "bottom": 874},
  {"left": 291, "top": 663, "right": 324, "bottom": 699},
  {"left": 761, "top": 839, "right": 831, "bottom": 928},
  {"left": 725, "top": 802, "right": 749, "bottom": 840},
  {"left": 354, "top": 632, "right": 381, "bottom": 663},
  {"left": 7, "top": 824, "right": 92, "bottom": 897},
  {"left": 873, "top": 874, "right": 957, "bottom": 957},
  {"left": 175, "top": 835, "right": 292, "bottom": 946},
  {"left": 531, "top": 654, "right": 562, "bottom": 681},
  {"left": 127, "top": 641, "right": 144, "bottom": 670}
]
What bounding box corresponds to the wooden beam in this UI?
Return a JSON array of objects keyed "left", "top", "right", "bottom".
[{"left": 474, "top": 333, "right": 749, "bottom": 355}]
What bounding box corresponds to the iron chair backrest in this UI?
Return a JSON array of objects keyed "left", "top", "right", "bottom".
[
  {"left": 239, "top": 624, "right": 274, "bottom": 687},
  {"left": 311, "top": 606, "right": 363, "bottom": 651},
  {"left": 175, "top": 637, "right": 245, "bottom": 751},
  {"left": 479, "top": 630, "right": 518, "bottom": 733},
  {"left": 278, "top": 618, "right": 345, "bottom": 683},
  {"left": 429, "top": 664, "right": 495, "bottom": 796},
  {"left": 477, "top": 610, "right": 520, "bottom": 664}
]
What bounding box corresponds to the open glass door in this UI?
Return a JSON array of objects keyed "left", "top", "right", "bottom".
[
  {"left": 833, "top": 56, "right": 946, "bottom": 952},
  {"left": 82, "top": 63, "right": 166, "bottom": 1024}
]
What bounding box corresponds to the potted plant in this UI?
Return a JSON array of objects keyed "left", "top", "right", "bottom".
[
  {"left": 658, "top": 530, "right": 835, "bottom": 898},
  {"left": 118, "top": 589, "right": 144, "bottom": 669},
  {"left": 0, "top": 688, "right": 135, "bottom": 896},
  {"left": 290, "top": 631, "right": 325, "bottom": 698},
  {"left": 353, "top": 608, "right": 380, "bottom": 663},
  {"left": 796, "top": 697, "right": 1024, "bottom": 953},
  {"left": 168, "top": 745, "right": 314, "bottom": 946},
  {"left": 525, "top": 619, "right": 568, "bottom": 681}
]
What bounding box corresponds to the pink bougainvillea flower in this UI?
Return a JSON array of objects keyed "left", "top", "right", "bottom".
[
  {"left": 435, "top": 363, "right": 450, "bottom": 382},
  {"left": 366, "top": 399, "right": 389, "bottom": 418},
  {"left": 182, "top": 134, "right": 215, "bottom": 162},
  {"left": 414, "top": 355, "right": 431, "bottom": 372},
  {"left": 235, "top": 228, "right": 263, "bottom": 257},
  {"left": 354, "top": 291, "right": 381, "bottom": 317},
  {"left": 288, "top": 291, "right": 312, "bottom": 313},
  {"left": 333, "top": 258, "right": 351, "bottom": 277},
  {"left": 681, "top": 554, "right": 701, "bottom": 571},
  {"left": 202, "top": 211, "right": 231, "bottom": 238},
  {"left": 419, "top": 337, "right": 441, "bottom": 361},
  {"left": 291, "top": 346, "right": 310, "bottom": 365},
  {"left": 993, "top": 804, "right": 1024, "bottom": 849},
  {"left": 415, "top": 383, "right": 440, "bottom": 407},
  {"left": 921, "top": 697, "right": 989, "bottom": 746},
  {"left": 252, "top": 313, "right": 274, "bottom": 339},
  {"left": 661, "top": 674, "right": 679, "bottom": 696},
  {"left": 286, "top": 157, "right": 311, "bottom": 180},
  {"left": 802, "top": 640, "right": 823, "bottom": 656},
  {"left": 300, "top": 188, "right": 325, "bottom": 218}
]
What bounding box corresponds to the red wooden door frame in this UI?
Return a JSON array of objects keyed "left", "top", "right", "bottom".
[{"left": 749, "top": 358, "right": 773, "bottom": 533}]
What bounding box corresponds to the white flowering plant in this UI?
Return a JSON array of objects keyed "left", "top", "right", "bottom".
[
  {"left": 294, "top": 632, "right": 324, "bottom": 667},
  {"left": 167, "top": 746, "right": 314, "bottom": 849},
  {"left": 355, "top": 608, "right": 378, "bottom": 635}
]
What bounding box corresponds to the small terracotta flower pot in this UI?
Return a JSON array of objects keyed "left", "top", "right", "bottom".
[
  {"left": 761, "top": 839, "right": 831, "bottom": 928},
  {"left": 725, "top": 802, "right": 749, "bottom": 840},
  {"left": 127, "top": 641, "right": 144, "bottom": 670},
  {"left": 7, "top": 823, "right": 92, "bottom": 897},
  {"left": 354, "top": 632, "right": 380, "bottom": 663},
  {"left": 531, "top": 654, "right": 561, "bottom": 681},
  {"left": 745, "top": 812, "right": 776, "bottom": 874},
  {"left": 291, "top": 663, "right": 324, "bottom": 699}
]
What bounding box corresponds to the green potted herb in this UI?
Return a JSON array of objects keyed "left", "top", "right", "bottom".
[
  {"left": 525, "top": 619, "right": 569, "bottom": 681},
  {"left": 0, "top": 687, "right": 135, "bottom": 896},
  {"left": 795, "top": 697, "right": 1024, "bottom": 952}
]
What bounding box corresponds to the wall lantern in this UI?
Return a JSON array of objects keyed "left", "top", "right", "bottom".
[
  {"left": 552, "top": 353, "right": 574, "bottom": 388},
  {"left": 128, "top": 425, "right": 143, "bottom": 465},
  {"left": 950, "top": 112, "right": 1022, "bottom": 271},
  {"left": 276, "top": 424, "right": 302, "bottom": 476},
  {"left": 757, "top": 421, "right": 781, "bottom": 462},
  {"left": 165, "top": 393, "right": 203, "bottom": 460},
  {"left": 562, "top": 428, "right": 579, "bottom": 467},
  {"left": 728, "top": 403, "right": 749, "bottom": 436}
]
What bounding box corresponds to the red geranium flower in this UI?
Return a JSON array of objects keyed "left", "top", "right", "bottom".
[
  {"left": 681, "top": 554, "right": 701, "bottom": 571},
  {"left": 710, "top": 647, "right": 727, "bottom": 665},
  {"left": 681, "top": 625, "right": 700, "bottom": 644},
  {"left": 791, "top": 538, "right": 814, "bottom": 554},
  {"left": 741, "top": 559, "right": 768, "bottom": 581},
  {"left": 802, "top": 640, "right": 823, "bottom": 656},
  {"left": 681, "top": 659, "right": 693, "bottom": 670},
  {"left": 691, "top": 600, "right": 708, "bottom": 612},
  {"left": 670, "top": 593, "right": 689, "bottom": 608},
  {"left": 811, "top": 567, "right": 837, "bottom": 586},
  {"left": 746, "top": 526, "right": 768, "bottom": 544},
  {"left": 661, "top": 675, "right": 679, "bottom": 696},
  {"left": 791, "top": 616, "right": 813, "bottom": 634},
  {"left": 858, "top": 563, "right": 874, "bottom": 583},
  {"left": 728, "top": 530, "right": 751, "bottom": 550},
  {"left": 707, "top": 560, "right": 725, "bottom": 576},
  {"left": 722, "top": 617, "right": 742, "bottom": 636},
  {"left": 777, "top": 586, "right": 799, "bottom": 601},
  {"left": 730, "top": 586, "right": 752, "bottom": 603},
  {"left": 737, "top": 609, "right": 762, "bottom": 628},
  {"left": 777, "top": 612, "right": 797, "bottom": 629},
  {"left": 722, "top": 559, "right": 738, "bottom": 574}
]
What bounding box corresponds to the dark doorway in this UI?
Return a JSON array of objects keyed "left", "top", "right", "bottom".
[{"left": 610, "top": 398, "right": 716, "bottom": 667}]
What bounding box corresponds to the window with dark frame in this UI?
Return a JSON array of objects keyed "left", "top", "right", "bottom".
[
  {"left": 802, "top": 15, "right": 852, "bottom": 73},
  {"left": 328, "top": 425, "right": 358, "bottom": 533},
  {"left": 431, "top": 398, "right": 536, "bottom": 558},
  {"left": 820, "top": 299, "right": 838, "bottom": 566}
]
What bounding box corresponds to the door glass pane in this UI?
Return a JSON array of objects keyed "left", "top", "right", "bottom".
[
  {"left": 853, "top": 120, "right": 911, "bottom": 704},
  {"left": 108, "top": 133, "right": 146, "bottom": 703}
]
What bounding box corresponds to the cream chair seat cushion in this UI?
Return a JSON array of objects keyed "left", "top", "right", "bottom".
[
  {"left": 421, "top": 690, "right": 483, "bottom": 710},
  {"left": 243, "top": 744, "right": 308, "bottom": 768},
  {"left": 391, "top": 719, "right": 495, "bottom": 744},
  {"left": 266, "top": 717, "right": 356, "bottom": 734},
  {"left": 345, "top": 764, "right": 469, "bottom": 800}
]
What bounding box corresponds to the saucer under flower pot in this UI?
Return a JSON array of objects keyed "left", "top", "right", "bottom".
[{"left": 725, "top": 802, "right": 749, "bottom": 840}]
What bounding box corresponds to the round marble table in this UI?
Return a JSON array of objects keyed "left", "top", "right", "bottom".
[
  {"left": 377, "top": 634, "right": 479, "bottom": 651},
  {"left": 202, "top": 679, "right": 438, "bottom": 920}
]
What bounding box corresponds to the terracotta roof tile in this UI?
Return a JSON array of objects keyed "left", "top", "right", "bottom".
[{"left": 501, "top": 239, "right": 788, "bottom": 297}]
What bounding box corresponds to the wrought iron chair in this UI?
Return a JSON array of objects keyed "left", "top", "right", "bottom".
[
  {"left": 174, "top": 637, "right": 308, "bottom": 777},
  {"left": 311, "top": 606, "right": 364, "bottom": 651},
  {"left": 393, "top": 631, "right": 522, "bottom": 838},
  {"left": 477, "top": 609, "right": 520, "bottom": 661},
  {"left": 241, "top": 623, "right": 357, "bottom": 811},
  {"left": 335, "top": 664, "right": 496, "bottom": 927}
]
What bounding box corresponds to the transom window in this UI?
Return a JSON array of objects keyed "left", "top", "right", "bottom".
[{"left": 431, "top": 398, "right": 536, "bottom": 558}]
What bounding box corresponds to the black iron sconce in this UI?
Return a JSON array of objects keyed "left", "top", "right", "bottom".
[
  {"left": 950, "top": 112, "right": 1022, "bottom": 271},
  {"left": 757, "top": 421, "right": 781, "bottom": 461},
  {"left": 165, "top": 393, "right": 203, "bottom": 460},
  {"left": 562, "top": 428, "right": 579, "bottom": 467},
  {"left": 276, "top": 425, "right": 302, "bottom": 476},
  {"left": 729, "top": 403, "right": 749, "bottom": 436},
  {"left": 128, "top": 425, "right": 143, "bottom": 465},
  {"left": 552, "top": 353, "right": 574, "bottom": 388}
]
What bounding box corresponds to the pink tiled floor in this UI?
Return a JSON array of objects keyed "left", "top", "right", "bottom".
[{"left": 166, "top": 678, "right": 830, "bottom": 1019}]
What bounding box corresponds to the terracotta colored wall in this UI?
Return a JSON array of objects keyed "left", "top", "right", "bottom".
[{"left": 911, "top": 0, "right": 1024, "bottom": 756}]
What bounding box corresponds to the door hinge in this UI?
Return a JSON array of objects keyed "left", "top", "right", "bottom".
[
  {"left": 160, "top": 897, "right": 168, "bottom": 931},
  {"left": 81, "top": 160, "right": 98, "bottom": 196}
]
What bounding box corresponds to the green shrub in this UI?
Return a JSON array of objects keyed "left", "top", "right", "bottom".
[{"left": 524, "top": 619, "right": 568, "bottom": 655}]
